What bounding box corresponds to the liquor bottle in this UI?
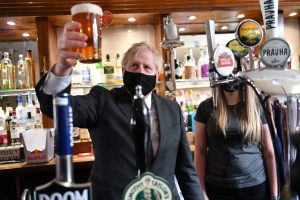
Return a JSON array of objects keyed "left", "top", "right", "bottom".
[
  {"left": 184, "top": 55, "right": 196, "bottom": 80},
  {"left": 16, "top": 54, "right": 26, "bottom": 89},
  {"left": 1, "top": 52, "right": 15, "bottom": 90},
  {"left": 91, "top": 59, "right": 105, "bottom": 84},
  {"left": 5, "top": 111, "right": 12, "bottom": 145},
  {"left": 25, "top": 112, "right": 35, "bottom": 131},
  {"left": 10, "top": 111, "right": 20, "bottom": 145},
  {"left": 0, "top": 107, "right": 7, "bottom": 147},
  {"left": 25, "top": 93, "right": 36, "bottom": 119},
  {"left": 198, "top": 46, "right": 209, "bottom": 78},
  {"left": 71, "top": 63, "right": 83, "bottom": 86},
  {"left": 114, "top": 53, "right": 123, "bottom": 84},
  {"left": 24, "top": 49, "right": 36, "bottom": 88},
  {"left": 5, "top": 103, "right": 13, "bottom": 119},
  {"left": 174, "top": 51, "right": 183, "bottom": 79},
  {"left": 16, "top": 94, "right": 26, "bottom": 131},
  {"left": 34, "top": 107, "right": 43, "bottom": 129},
  {"left": 81, "top": 64, "right": 91, "bottom": 86},
  {"left": 104, "top": 54, "right": 115, "bottom": 84}
]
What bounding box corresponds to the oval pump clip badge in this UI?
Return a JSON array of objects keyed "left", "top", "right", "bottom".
[{"left": 213, "top": 46, "right": 235, "bottom": 77}]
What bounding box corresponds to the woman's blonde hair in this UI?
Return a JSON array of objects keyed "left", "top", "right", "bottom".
[
  {"left": 215, "top": 85, "right": 262, "bottom": 142},
  {"left": 121, "top": 42, "right": 163, "bottom": 71}
]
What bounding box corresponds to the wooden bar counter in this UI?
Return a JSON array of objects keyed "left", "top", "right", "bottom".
[{"left": 0, "top": 155, "right": 94, "bottom": 200}]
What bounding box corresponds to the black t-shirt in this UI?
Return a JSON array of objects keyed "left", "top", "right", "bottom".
[{"left": 194, "top": 98, "right": 267, "bottom": 188}]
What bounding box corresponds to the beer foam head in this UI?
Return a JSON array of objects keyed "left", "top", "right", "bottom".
[{"left": 71, "top": 3, "right": 103, "bottom": 16}]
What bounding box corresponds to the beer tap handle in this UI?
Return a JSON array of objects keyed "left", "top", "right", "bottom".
[{"left": 131, "top": 85, "right": 151, "bottom": 174}]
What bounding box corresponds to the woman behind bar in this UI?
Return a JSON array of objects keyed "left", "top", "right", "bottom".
[{"left": 194, "top": 80, "right": 278, "bottom": 200}]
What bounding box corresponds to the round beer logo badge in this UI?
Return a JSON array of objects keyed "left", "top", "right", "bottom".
[
  {"left": 236, "top": 19, "right": 263, "bottom": 48},
  {"left": 260, "top": 37, "right": 291, "bottom": 68},
  {"left": 226, "top": 39, "right": 248, "bottom": 58},
  {"left": 213, "top": 46, "right": 235, "bottom": 77},
  {"left": 102, "top": 10, "right": 113, "bottom": 25},
  {"left": 122, "top": 172, "right": 172, "bottom": 200}
]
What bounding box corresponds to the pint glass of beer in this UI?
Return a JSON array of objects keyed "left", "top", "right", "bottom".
[{"left": 71, "top": 3, "right": 102, "bottom": 63}]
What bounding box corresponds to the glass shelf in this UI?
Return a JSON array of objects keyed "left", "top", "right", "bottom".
[{"left": 175, "top": 78, "right": 210, "bottom": 89}]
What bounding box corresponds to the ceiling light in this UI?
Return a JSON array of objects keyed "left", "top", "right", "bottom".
[
  {"left": 221, "top": 25, "right": 229, "bottom": 30},
  {"left": 237, "top": 14, "right": 245, "bottom": 19},
  {"left": 188, "top": 16, "right": 197, "bottom": 20},
  {"left": 128, "top": 30, "right": 132, "bottom": 33},
  {"left": 289, "top": 12, "right": 298, "bottom": 17},
  {"left": 7, "top": 21, "right": 16, "bottom": 26},
  {"left": 22, "top": 32, "right": 30, "bottom": 37},
  {"left": 128, "top": 17, "right": 136, "bottom": 22},
  {"left": 178, "top": 27, "right": 186, "bottom": 32}
]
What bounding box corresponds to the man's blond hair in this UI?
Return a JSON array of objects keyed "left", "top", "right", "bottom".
[{"left": 121, "top": 42, "right": 163, "bottom": 71}]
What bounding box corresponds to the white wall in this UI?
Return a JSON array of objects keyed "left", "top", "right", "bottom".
[{"left": 285, "top": 18, "right": 300, "bottom": 70}]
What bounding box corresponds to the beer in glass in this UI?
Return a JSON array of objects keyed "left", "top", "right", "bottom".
[{"left": 71, "top": 3, "right": 102, "bottom": 63}]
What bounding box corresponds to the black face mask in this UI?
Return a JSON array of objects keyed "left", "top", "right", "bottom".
[
  {"left": 123, "top": 70, "right": 156, "bottom": 96},
  {"left": 220, "top": 80, "right": 243, "bottom": 92}
]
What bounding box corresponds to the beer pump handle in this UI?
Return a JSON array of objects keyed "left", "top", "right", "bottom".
[
  {"left": 131, "top": 85, "right": 151, "bottom": 174},
  {"left": 205, "top": 20, "right": 218, "bottom": 107}
]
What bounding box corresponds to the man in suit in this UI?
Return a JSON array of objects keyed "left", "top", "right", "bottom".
[{"left": 35, "top": 21, "right": 204, "bottom": 200}]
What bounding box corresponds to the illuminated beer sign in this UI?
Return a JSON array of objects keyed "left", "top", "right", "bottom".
[{"left": 260, "top": 37, "right": 291, "bottom": 68}]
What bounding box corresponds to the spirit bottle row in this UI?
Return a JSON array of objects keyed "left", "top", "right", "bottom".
[
  {"left": 174, "top": 47, "right": 209, "bottom": 80},
  {"left": 0, "top": 50, "right": 36, "bottom": 90},
  {"left": 72, "top": 53, "right": 123, "bottom": 86},
  {"left": 0, "top": 93, "right": 42, "bottom": 147}
]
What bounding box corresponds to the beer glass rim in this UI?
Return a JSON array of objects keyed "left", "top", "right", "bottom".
[{"left": 71, "top": 3, "right": 103, "bottom": 16}]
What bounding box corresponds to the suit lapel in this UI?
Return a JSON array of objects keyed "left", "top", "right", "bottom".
[
  {"left": 151, "top": 94, "right": 167, "bottom": 165},
  {"left": 115, "top": 86, "right": 132, "bottom": 121}
]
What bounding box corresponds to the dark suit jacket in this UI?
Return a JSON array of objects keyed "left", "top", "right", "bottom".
[{"left": 35, "top": 74, "right": 204, "bottom": 200}]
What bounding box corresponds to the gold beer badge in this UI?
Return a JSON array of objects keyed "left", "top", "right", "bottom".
[
  {"left": 226, "top": 39, "right": 248, "bottom": 59},
  {"left": 236, "top": 19, "right": 263, "bottom": 48},
  {"left": 122, "top": 172, "right": 173, "bottom": 200}
]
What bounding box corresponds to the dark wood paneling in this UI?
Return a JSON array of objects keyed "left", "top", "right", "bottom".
[{"left": 0, "top": 0, "right": 299, "bottom": 17}]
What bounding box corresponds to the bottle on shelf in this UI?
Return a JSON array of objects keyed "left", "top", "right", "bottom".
[
  {"left": 25, "top": 92, "right": 36, "bottom": 119},
  {"left": 5, "top": 103, "right": 13, "bottom": 119},
  {"left": 104, "top": 54, "right": 115, "bottom": 84},
  {"left": 81, "top": 64, "right": 91, "bottom": 86},
  {"left": 174, "top": 51, "right": 183, "bottom": 79},
  {"left": 1, "top": 52, "right": 15, "bottom": 90},
  {"left": 16, "top": 54, "right": 26, "bottom": 89},
  {"left": 114, "top": 53, "right": 123, "bottom": 84},
  {"left": 184, "top": 54, "right": 196, "bottom": 80},
  {"left": 0, "top": 107, "right": 7, "bottom": 147},
  {"left": 24, "top": 49, "right": 36, "bottom": 88},
  {"left": 197, "top": 46, "right": 209, "bottom": 78},
  {"left": 16, "top": 94, "right": 26, "bottom": 131},
  {"left": 91, "top": 59, "right": 105, "bottom": 85},
  {"left": 71, "top": 64, "right": 83, "bottom": 86},
  {"left": 34, "top": 107, "right": 43, "bottom": 129},
  {"left": 25, "top": 112, "right": 35, "bottom": 131},
  {"left": 5, "top": 111, "right": 12, "bottom": 145},
  {"left": 10, "top": 111, "right": 20, "bottom": 145}
]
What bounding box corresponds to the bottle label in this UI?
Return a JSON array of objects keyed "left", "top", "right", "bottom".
[{"left": 175, "top": 67, "right": 183, "bottom": 77}]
